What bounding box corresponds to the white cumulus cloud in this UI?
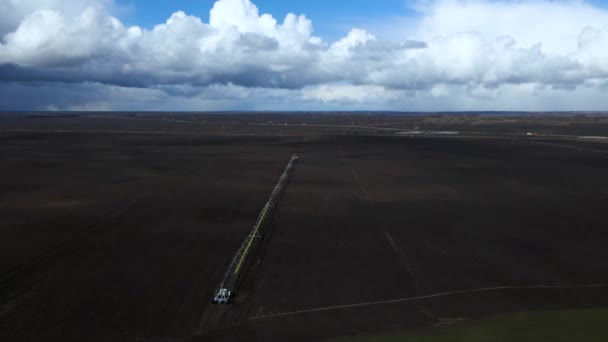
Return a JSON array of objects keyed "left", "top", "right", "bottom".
[{"left": 1, "top": 0, "right": 608, "bottom": 110}]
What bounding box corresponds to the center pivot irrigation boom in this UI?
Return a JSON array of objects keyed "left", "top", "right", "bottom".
[{"left": 212, "top": 154, "right": 299, "bottom": 304}]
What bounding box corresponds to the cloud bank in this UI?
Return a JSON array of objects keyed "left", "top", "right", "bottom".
[{"left": 1, "top": 0, "right": 608, "bottom": 110}]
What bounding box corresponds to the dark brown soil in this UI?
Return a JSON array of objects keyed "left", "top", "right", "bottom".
[{"left": 1, "top": 114, "right": 608, "bottom": 341}]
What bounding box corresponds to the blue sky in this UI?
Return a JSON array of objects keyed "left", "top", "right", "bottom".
[
  {"left": 115, "top": 0, "right": 416, "bottom": 41},
  {"left": 114, "top": 0, "right": 608, "bottom": 39},
  {"left": 107, "top": 0, "right": 608, "bottom": 54}
]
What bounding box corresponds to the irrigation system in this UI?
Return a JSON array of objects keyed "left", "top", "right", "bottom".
[{"left": 213, "top": 154, "right": 299, "bottom": 304}]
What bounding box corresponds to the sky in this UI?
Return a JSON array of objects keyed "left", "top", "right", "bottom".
[
  {"left": 114, "top": 0, "right": 416, "bottom": 41},
  {"left": 1, "top": 0, "right": 608, "bottom": 111}
]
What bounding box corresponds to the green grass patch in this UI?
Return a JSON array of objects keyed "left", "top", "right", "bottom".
[{"left": 333, "top": 308, "right": 608, "bottom": 342}]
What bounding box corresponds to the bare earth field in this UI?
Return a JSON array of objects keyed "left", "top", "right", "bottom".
[{"left": 1, "top": 113, "right": 608, "bottom": 341}]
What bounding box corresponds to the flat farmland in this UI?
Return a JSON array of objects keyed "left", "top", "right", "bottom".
[
  {"left": 1, "top": 115, "right": 608, "bottom": 341},
  {"left": 230, "top": 135, "right": 608, "bottom": 340},
  {"left": 0, "top": 131, "right": 296, "bottom": 340}
]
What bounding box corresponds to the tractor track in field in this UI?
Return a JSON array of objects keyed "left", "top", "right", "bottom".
[{"left": 248, "top": 283, "right": 608, "bottom": 321}]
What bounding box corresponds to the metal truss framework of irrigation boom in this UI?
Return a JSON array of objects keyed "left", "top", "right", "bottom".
[{"left": 214, "top": 154, "right": 299, "bottom": 301}]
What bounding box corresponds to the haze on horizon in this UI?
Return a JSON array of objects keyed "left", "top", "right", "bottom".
[{"left": 1, "top": 0, "right": 608, "bottom": 112}]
